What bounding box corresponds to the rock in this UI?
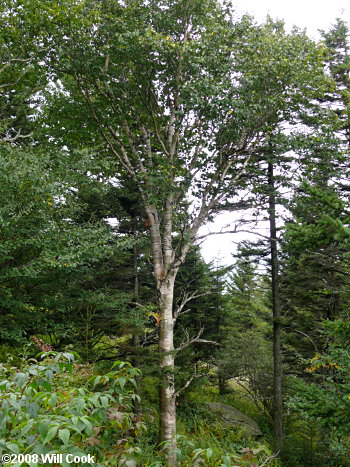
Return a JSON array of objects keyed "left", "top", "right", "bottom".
[{"left": 207, "top": 402, "right": 262, "bottom": 438}]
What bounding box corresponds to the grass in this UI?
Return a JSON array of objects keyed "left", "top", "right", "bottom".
[{"left": 136, "top": 382, "right": 278, "bottom": 466}]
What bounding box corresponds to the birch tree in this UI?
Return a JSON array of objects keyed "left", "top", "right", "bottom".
[{"left": 41, "top": 1, "right": 327, "bottom": 463}]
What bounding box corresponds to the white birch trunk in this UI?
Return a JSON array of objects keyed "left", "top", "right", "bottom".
[
  {"left": 158, "top": 270, "right": 177, "bottom": 466},
  {"left": 145, "top": 199, "right": 178, "bottom": 465}
]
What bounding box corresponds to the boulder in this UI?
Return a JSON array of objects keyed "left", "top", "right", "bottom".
[{"left": 207, "top": 402, "right": 262, "bottom": 438}]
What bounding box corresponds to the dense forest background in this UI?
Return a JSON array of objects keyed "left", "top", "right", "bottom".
[{"left": 1, "top": 0, "right": 350, "bottom": 465}]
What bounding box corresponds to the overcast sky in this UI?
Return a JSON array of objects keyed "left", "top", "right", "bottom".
[
  {"left": 200, "top": 1, "right": 350, "bottom": 266},
  {"left": 233, "top": 0, "right": 350, "bottom": 38}
]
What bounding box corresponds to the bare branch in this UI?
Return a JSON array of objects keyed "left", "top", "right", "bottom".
[
  {"left": 292, "top": 330, "right": 319, "bottom": 352},
  {"left": 259, "top": 451, "right": 280, "bottom": 467},
  {"left": 173, "top": 364, "right": 209, "bottom": 399},
  {"left": 176, "top": 327, "right": 219, "bottom": 352},
  {"left": 0, "top": 57, "right": 32, "bottom": 76},
  {"left": 3, "top": 130, "right": 33, "bottom": 143},
  {"left": 196, "top": 228, "right": 276, "bottom": 242},
  {"left": 174, "top": 290, "right": 215, "bottom": 320},
  {"left": 141, "top": 329, "right": 158, "bottom": 346}
]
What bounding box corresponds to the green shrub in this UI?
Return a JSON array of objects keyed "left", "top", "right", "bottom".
[
  {"left": 286, "top": 320, "right": 350, "bottom": 465},
  {"left": 0, "top": 351, "right": 143, "bottom": 466}
]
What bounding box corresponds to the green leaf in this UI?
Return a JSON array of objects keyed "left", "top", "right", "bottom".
[
  {"left": 93, "top": 375, "right": 101, "bottom": 387},
  {"left": 100, "top": 395, "right": 109, "bottom": 408},
  {"left": 80, "top": 416, "right": 93, "bottom": 435},
  {"left": 38, "top": 422, "right": 49, "bottom": 438},
  {"left": 6, "top": 442, "right": 20, "bottom": 454},
  {"left": 58, "top": 428, "right": 70, "bottom": 445},
  {"left": 15, "top": 372, "right": 27, "bottom": 388},
  {"left": 118, "top": 377, "right": 126, "bottom": 390},
  {"left": 74, "top": 398, "right": 85, "bottom": 413},
  {"left": 43, "top": 426, "right": 58, "bottom": 445},
  {"left": 71, "top": 416, "right": 79, "bottom": 426}
]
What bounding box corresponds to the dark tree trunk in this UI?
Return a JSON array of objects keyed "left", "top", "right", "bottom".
[
  {"left": 216, "top": 294, "right": 225, "bottom": 395},
  {"left": 268, "top": 160, "right": 283, "bottom": 454}
]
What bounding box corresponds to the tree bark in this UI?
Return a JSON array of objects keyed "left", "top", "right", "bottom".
[
  {"left": 131, "top": 241, "right": 141, "bottom": 416},
  {"left": 159, "top": 270, "right": 177, "bottom": 466},
  {"left": 215, "top": 271, "right": 225, "bottom": 395},
  {"left": 144, "top": 198, "right": 179, "bottom": 465},
  {"left": 268, "top": 160, "right": 283, "bottom": 454}
]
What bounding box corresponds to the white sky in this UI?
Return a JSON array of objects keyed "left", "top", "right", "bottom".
[
  {"left": 200, "top": 1, "right": 350, "bottom": 266},
  {"left": 233, "top": 0, "right": 350, "bottom": 39}
]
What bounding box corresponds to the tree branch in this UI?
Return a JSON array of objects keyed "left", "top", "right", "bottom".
[
  {"left": 174, "top": 290, "right": 215, "bottom": 320},
  {"left": 176, "top": 327, "right": 219, "bottom": 352},
  {"left": 3, "top": 129, "right": 33, "bottom": 142},
  {"left": 173, "top": 364, "right": 208, "bottom": 399}
]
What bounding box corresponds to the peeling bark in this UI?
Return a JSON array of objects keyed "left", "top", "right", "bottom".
[{"left": 146, "top": 194, "right": 178, "bottom": 465}]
